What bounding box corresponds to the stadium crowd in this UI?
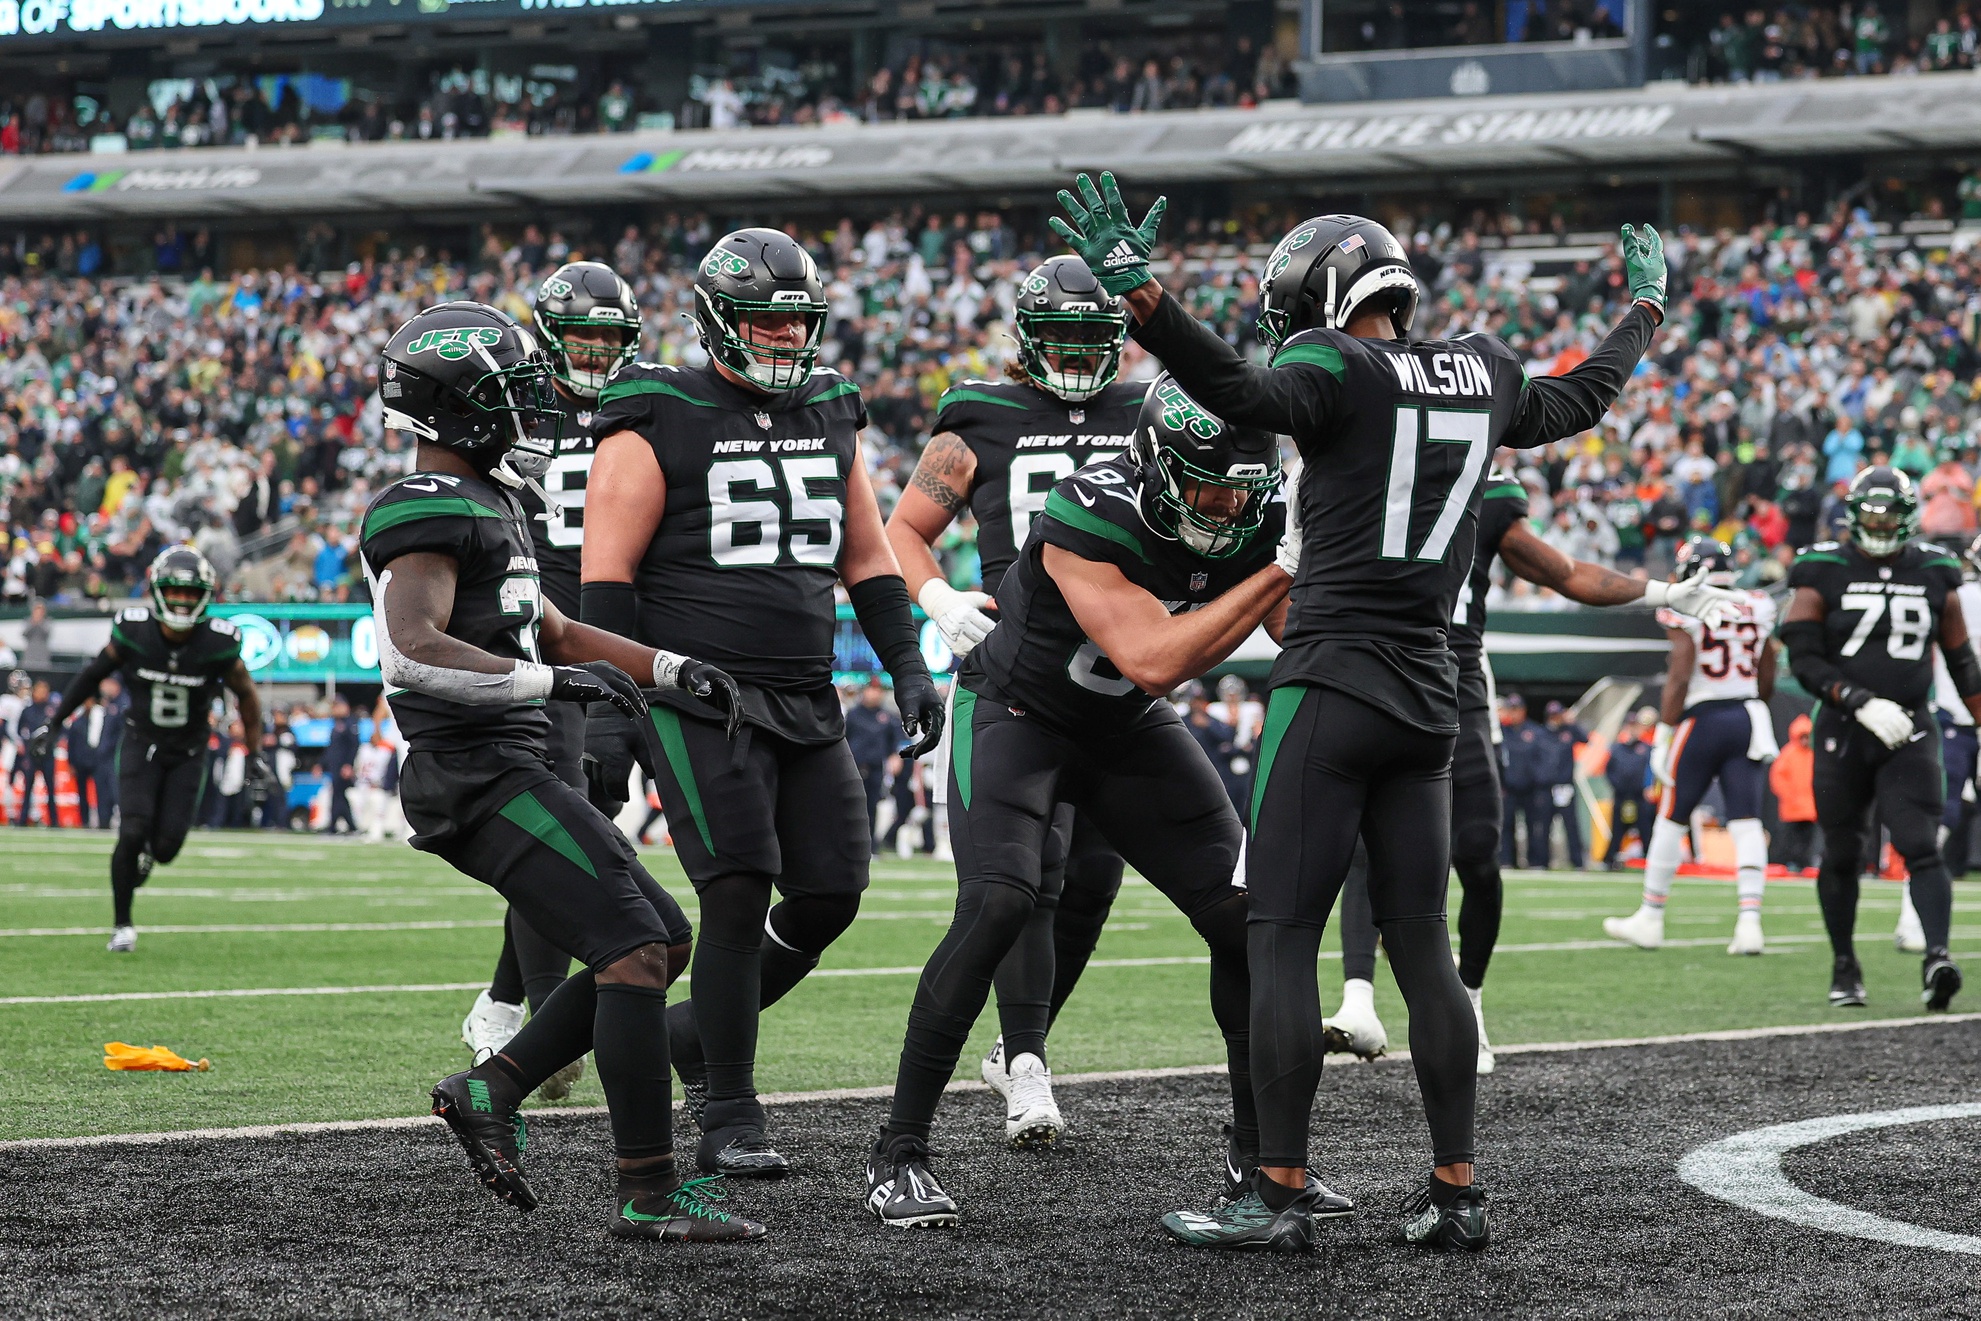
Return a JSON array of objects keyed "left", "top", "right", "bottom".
[{"left": 4, "top": 188, "right": 1980, "bottom": 618}]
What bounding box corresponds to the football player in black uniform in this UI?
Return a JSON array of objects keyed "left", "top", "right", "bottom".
[
  {"left": 1325, "top": 473, "right": 1741, "bottom": 1074},
  {"left": 1780, "top": 467, "right": 1974, "bottom": 1013},
  {"left": 583, "top": 228, "right": 942, "bottom": 1180},
  {"left": 362, "top": 300, "right": 760, "bottom": 1242},
  {"left": 31, "top": 545, "right": 273, "bottom": 953},
  {"left": 1054, "top": 172, "right": 1667, "bottom": 1251},
  {"left": 884, "top": 254, "right": 1144, "bottom": 1145},
  {"left": 867, "top": 377, "right": 1335, "bottom": 1232},
  {"left": 460, "top": 260, "right": 643, "bottom": 1103}
]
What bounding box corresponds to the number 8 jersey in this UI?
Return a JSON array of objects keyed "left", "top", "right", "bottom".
[
  {"left": 589, "top": 361, "right": 865, "bottom": 741},
  {"left": 1787, "top": 539, "right": 1963, "bottom": 708},
  {"left": 1657, "top": 591, "right": 1778, "bottom": 706}
]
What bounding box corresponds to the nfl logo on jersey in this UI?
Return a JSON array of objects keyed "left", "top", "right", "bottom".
[
  {"left": 1069, "top": 410, "right": 1085, "bottom": 425},
  {"left": 1190, "top": 571, "right": 1209, "bottom": 591}
]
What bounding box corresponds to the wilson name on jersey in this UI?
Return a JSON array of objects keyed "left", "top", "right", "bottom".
[
  {"left": 1273, "top": 328, "right": 1528, "bottom": 732},
  {"left": 591, "top": 362, "right": 865, "bottom": 740},
  {"left": 107, "top": 608, "right": 242, "bottom": 751},
  {"left": 517, "top": 387, "right": 596, "bottom": 617},
  {"left": 933, "top": 378, "right": 1143, "bottom": 592},
  {"left": 359, "top": 471, "right": 550, "bottom": 755},
  {"left": 1788, "top": 539, "right": 1962, "bottom": 708},
  {"left": 965, "top": 455, "right": 1282, "bottom": 736},
  {"left": 1659, "top": 590, "right": 1778, "bottom": 708}
]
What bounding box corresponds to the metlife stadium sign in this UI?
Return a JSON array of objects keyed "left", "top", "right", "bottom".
[{"left": 0, "top": 0, "right": 756, "bottom": 39}]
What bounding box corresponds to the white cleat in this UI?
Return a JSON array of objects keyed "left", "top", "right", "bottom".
[
  {"left": 999, "top": 1052, "right": 1064, "bottom": 1148},
  {"left": 1603, "top": 905, "right": 1665, "bottom": 949},
  {"left": 1323, "top": 978, "right": 1389, "bottom": 1060},
  {"left": 538, "top": 1056, "right": 585, "bottom": 1103},
  {"left": 980, "top": 1036, "right": 1011, "bottom": 1100},
  {"left": 1728, "top": 910, "right": 1765, "bottom": 956},
  {"left": 1467, "top": 985, "right": 1495, "bottom": 1075},
  {"left": 459, "top": 990, "right": 525, "bottom": 1067},
  {"left": 1895, "top": 885, "right": 1927, "bottom": 954},
  {"left": 106, "top": 925, "right": 137, "bottom": 954}
]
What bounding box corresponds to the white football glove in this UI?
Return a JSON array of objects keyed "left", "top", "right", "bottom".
[
  {"left": 1275, "top": 460, "right": 1303, "bottom": 579},
  {"left": 918, "top": 579, "right": 996, "bottom": 658},
  {"left": 1853, "top": 697, "right": 1914, "bottom": 750},
  {"left": 1648, "top": 722, "right": 1675, "bottom": 786},
  {"left": 1642, "top": 569, "right": 1745, "bottom": 629}
]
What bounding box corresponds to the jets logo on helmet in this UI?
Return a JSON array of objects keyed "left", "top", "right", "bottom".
[
  {"left": 147, "top": 544, "right": 218, "bottom": 631},
  {"left": 1257, "top": 214, "right": 1423, "bottom": 350},
  {"left": 533, "top": 260, "right": 641, "bottom": 400},
  {"left": 1012, "top": 255, "right": 1127, "bottom": 403},
  {"left": 1134, "top": 373, "right": 1281, "bottom": 560},
  {"left": 692, "top": 228, "right": 829, "bottom": 393},
  {"left": 1844, "top": 465, "right": 1919, "bottom": 559},
  {"left": 406, "top": 327, "right": 503, "bottom": 360}
]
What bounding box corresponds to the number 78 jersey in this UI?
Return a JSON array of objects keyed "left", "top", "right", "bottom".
[
  {"left": 1787, "top": 539, "right": 1964, "bottom": 708},
  {"left": 1657, "top": 591, "right": 1778, "bottom": 708}
]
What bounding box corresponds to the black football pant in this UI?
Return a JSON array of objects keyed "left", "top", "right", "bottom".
[
  {"left": 1812, "top": 704, "right": 1953, "bottom": 959},
  {"left": 1246, "top": 685, "right": 1475, "bottom": 1170},
  {"left": 990, "top": 806, "right": 1126, "bottom": 1062},
  {"left": 490, "top": 701, "right": 582, "bottom": 1012},
  {"left": 1336, "top": 702, "right": 1505, "bottom": 991},
  {"left": 646, "top": 712, "right": 869, "bottom": 1139},
  {"left": 110, "top": 741, "right": 208, "bottom": 927},
  {"left": 14, "top": 753, "right": 56, "bottom": 825},
  {"left": 72, "top": 759, "right": 116, "bottom": 829},
  {"left": 889, "top": 693, "right": 1253, "bottom": 1146}
]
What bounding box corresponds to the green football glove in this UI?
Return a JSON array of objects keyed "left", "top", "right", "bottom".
[
  {"left": 1620, "top": 223, "right": 1667, "bottom": 315},
  {"left": 1048, "top": 171, "right": 1168, "bottom": 296}
]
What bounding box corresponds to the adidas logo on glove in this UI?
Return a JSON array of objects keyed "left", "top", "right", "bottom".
[{"left": 1103, "top": 241, "right": 1140, "bottom": 269}]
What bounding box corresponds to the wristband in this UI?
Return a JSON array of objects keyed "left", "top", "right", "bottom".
[
  {"left": 1639, "top": 579, "right": 1671, "bottom": 608},
  {"left": 652, "top": 650, "right": 689, "bottom": 689}
]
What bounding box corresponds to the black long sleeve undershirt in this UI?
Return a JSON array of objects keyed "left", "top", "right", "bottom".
[{"left": 47, "top": 646, "right": 121, "bottom": 731}]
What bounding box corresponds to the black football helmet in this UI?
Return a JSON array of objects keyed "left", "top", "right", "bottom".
[
  {"left": 379, "top": 302, "right": 560, "bottom": 474},
  {"left": 1257, "top": 215, "right": 1422, "bottom": 350},
  {"left": 1133, "top": 374, "right": 1281, "bottom": 559},
  {"left": 692, "top": 228, "right": 828, "bottom": 392},
  {"left": 148, "top": 544, "right": 217, "bottom": 631},
  {"left": 1013, "top": 256, "right": 1127, "bottom": 402},
  {"left": 534, "top": 261, "right": 641, "bottom": 399},
  {"left": 1672, "top": 535, "right": 1737, "bottom": 587},
  {"left": 1844, "top": 465, "right": 1919, "bottom": 559}
]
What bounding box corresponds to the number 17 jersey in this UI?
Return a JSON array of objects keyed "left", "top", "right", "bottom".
[
  {"left": 1787, "top": 539, "right": 1962, "bottom": 708},
  {"left": 590, "top": 361, "right": 865, "bottom": 742}
]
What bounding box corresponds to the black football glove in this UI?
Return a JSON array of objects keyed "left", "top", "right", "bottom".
[
  {"left": 550, "top": 661, "right": 648, "bottom": 723},
  {"left": 582, "top": 702, "right": 647, "bottom": 816},
  {"left": 246, "top": 752, "right": 279, "bottom": 798},
  {"left": 27, "top": 726, "right": 54, "bottom": 760},
  {"left": 676, "top": 657, "right": 744, "bottom": 740},
  {"left": 894, "top": 671, "right": 945, "bottom": 760}
]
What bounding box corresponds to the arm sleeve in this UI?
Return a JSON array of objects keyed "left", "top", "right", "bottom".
[
  {"left": 50, "top": 648, "right": 121, "bottom": 728},
  {"left": 1500, "top": 303, "right": 1658, "bottom": 451},
  {"left": 847, "top": 575, "right": 930, "bottom": 685},
  {"left": 1778, "top": 618, "right": 1858, "bottom": 709},
  {"left": 1129, "top": 290, "right": 1343, "bottom": 436}
]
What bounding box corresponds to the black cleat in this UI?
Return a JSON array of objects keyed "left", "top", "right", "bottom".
[
  {"left": 610, "top": 1173, "right": 767, "bottom": 1242},
  {"left": 1399, "top": 1176, "right": 1490, "bottom": 1252},
  {"left": 866, "top": 1129, "right": 960, "bottom": 1228},
  {"left": 1922, "top": 949, "right": 1963, "bottom": 1012},
  {"left": 430, "top": 1072, "right": 537, "bottom": 1211},
  {"left": 1163, "top": 1171, "right": 1319, "bottom": 1252},
  {"left": 696, "top": 1123, "right": 791, "bottom": 1178},
  {"left": 1215, "top": 1126, "right": 1352, "bottom": 1218},
  {"left": 1829, "top": 955, "right": 1867, "bottom": 1008}
]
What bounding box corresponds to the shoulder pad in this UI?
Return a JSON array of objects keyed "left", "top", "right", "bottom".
[
  {"left": 1809, "top": 541, "right": 1841, "bottom": 553},
  {"left": 802, "top": 371, "right": 862, "bottom": 407},
  {"left": 937, "top": 380, "right": 1033, "bottom": 413},
  {"left": 1269, "top": 329, "right": 1356, "bottom": 377},
  {"left": 115, "top": 607, "right": 151, "bottom": 625},
  {"left": 206, "top": 618, "right": 240, "bottom": 639},
  {"left": 596, "top": 361, "right": 717, "bottom": 410}
]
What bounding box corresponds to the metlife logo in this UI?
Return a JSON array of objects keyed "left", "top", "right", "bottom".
[{"left": 0, "top": 0, "right": 324, "bottom": 34}]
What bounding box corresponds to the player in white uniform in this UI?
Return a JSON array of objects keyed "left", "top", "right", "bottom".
[
  {"left": 1605, "top": 538, "right": 1781, "bottom": 954},
  {"left": 1916, "top": 542, "right": 1981, "bottom": 952}
]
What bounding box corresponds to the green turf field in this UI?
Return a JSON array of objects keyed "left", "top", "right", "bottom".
[{"left": 1, "top": 827, "right": 1974, "bottom": 1142}]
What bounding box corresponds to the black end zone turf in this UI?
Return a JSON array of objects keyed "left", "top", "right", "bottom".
[{"left": 3, "top": 1022, "right": 1977, "bottom": 1319}]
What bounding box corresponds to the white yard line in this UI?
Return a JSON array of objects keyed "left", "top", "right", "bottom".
[
  {"left": 0, "top": 921, "right": 507, "bottom": 939},
  {"left": 5, "top": 1015, "right": 1975, "bottom": 1152}
]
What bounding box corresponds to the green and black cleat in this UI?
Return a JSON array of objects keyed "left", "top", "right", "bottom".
[
  {"left": 1215, "top": 1126, "right": 1354, "bottom": 1219},
  {"left": 610, "top": 1174, "right": 767, "bottom": 1242},
  {"left": 1922, "top": 949, "right": 1963, "bottom": 1012},
  {"left": 431, "top": 1071, "right": 537, "bottom": 1211},
  {"left": 1399, "top": 1176, "right": 1490, "bottom": 1252},
  {"left": 1162, "top": 1173, "right": 1321, "bottom": 1252}
]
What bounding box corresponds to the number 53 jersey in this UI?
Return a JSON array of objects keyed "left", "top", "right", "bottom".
[
  {"left": 590, "top": 362, "right": 865, "bottom": 742},
  {"left": 1787, "top": 539, "right": 1963, "bottom": 708},
  {"left": 1658, "top": 590, "right": 1779, "bottom": 708}
]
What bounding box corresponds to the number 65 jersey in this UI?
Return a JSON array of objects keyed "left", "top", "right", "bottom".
[
  {"left": 1657, "top": 591, "right": 1779, "bottom": 708},
  {"left": 1787, "top": 539, "right": 1964, "bottom": 708},
  {"left": 590, "top": 361, "right": 865, "bottom": 743}
]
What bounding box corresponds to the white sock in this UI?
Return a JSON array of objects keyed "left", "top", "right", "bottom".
[
  {"left": 1338, "top": 977, "right": 1375, "bottom": 1014},
  {"left": 1643, "top": 816, "right": 1686, "bottom": 907},
  {"left": 1727, "top": 818, "right": 1767, "bottom": 913}
]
